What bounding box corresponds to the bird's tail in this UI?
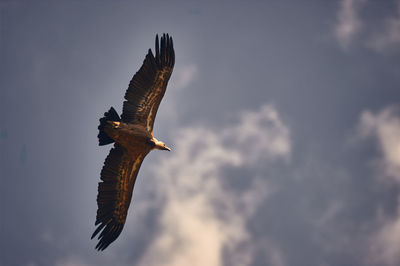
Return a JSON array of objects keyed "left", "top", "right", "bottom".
[{"left": 98, "top": 107, "right": 120, "bottom": 146}]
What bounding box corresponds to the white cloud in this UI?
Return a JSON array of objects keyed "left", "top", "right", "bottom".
[
  {"left": 55, "top": 255, "right": 89, "bottom": 266},
  {"left": 156, "top": 63, "right": 198, "bottom": 125},
  {"left": 369, "top": 200, "right": 400, "bottom": 266},
  {"left": 170, "top": 64, "right": 198, "bottom": 91},
  {"left": 335, "top": 0, "right": 367, "bottom": 49},
  {"left": 334, "top": 0, "right": 400, "bottom": 53},
  {"left": 359, "top": 105, "right": 400, "bottom": 182},
  {"left": 358, "top": 105, "right": 400, "bottom": 266},
  {"left": 368, "top": 1, "right": 400, "bottom": 52},
  {"left": 138, "top": 104, "right": 290, "bottom": 266},
  {"left": 263, "top": 241, "right": 286, "bottom": 266},
  {"left": 230, "top": 105, "right": 291, "bottom": 163}
]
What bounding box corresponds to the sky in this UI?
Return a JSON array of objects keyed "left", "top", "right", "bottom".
[{"left": 1, "top": 0, "right": 400, "bottom": 265}]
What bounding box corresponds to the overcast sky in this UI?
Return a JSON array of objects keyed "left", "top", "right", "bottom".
[{"left": 1, "top": 0, "right": 400, "bottom": 265}]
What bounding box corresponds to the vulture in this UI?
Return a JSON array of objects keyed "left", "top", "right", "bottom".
[{"left": 92, "top": 33, "right": 174, "bottom": 251}]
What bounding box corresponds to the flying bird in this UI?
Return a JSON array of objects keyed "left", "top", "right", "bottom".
[{"left": 92, "top": 34, "right": 174, "bottom": 251}]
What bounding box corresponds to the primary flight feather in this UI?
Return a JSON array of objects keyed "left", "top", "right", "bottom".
[{"left": 92, "top": 34, "right": 174, "bottom": 251}]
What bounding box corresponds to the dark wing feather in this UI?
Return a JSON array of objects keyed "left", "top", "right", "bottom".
[
  {"left": 92, "top": 144, "right": 147, "bottom": 251},
  {"left": 121, "top": 33, "right": 175, "bottom": 132}
]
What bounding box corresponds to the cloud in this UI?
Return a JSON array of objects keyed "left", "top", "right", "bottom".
[
  {"left": 230, "top": 105, "right": 291, "bottom": 163},
  {"left": 334, "top": 0, "right": 367, "bottom": 49},
  {"left": 170, "top": 64, "right": 198, "bottom": 91},
  {"left": 157, "top": 63, "right": 198, "bottom": 124},
  {"left": 370, "top": 202, "right": 400, "bottom": 266},
  {"left": 359, "top": 105, "right": 400, "bottom": 182},
  {"left": 137, "top": 104, "right": 291, "bottom": 266},
  {"left": 55, "top": 255, "right": 89, "bottom": 266},
  {"left": 334, "top": 0, "right": 400, "bottom": 53},
  {"left": 358, "top": 105, "right": 400, "bottom": 265},
  {"left": 367, "top": 1, "right": 400, "bottom": 52}
]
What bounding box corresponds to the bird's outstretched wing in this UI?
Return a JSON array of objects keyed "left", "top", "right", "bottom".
[
  {"left": 121, "top": 33, "right": 175, "bottom": 132},
  {"left": 92, "top": 144, "right": 147, "bottom": 251}
]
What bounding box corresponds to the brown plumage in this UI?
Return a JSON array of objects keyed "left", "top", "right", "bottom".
[{"left": 92, "top": 34, "right": 174, "bottom": 251}]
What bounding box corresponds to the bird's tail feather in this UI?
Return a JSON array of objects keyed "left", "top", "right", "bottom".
[{"left": 98, "top": 107, "right": 120, "bottom": 146}]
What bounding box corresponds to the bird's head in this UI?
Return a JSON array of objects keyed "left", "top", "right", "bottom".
[{"left": 153, "top": 138, "right": 171, "bottom": 151}]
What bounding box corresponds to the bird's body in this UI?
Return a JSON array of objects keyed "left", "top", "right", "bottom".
[
  {"left": 105, "top": 122, "right": 152, "bottom": 151},
  {"left": 92, "top": 34, "right": 174, "bottom": 251},
  {"left": 104, "top": 121, "right": 170, "bottom": 153}
]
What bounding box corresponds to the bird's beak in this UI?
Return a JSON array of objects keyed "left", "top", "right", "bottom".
[{"left": 163, "top": 146, "right": 171, "bottom": 151}]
